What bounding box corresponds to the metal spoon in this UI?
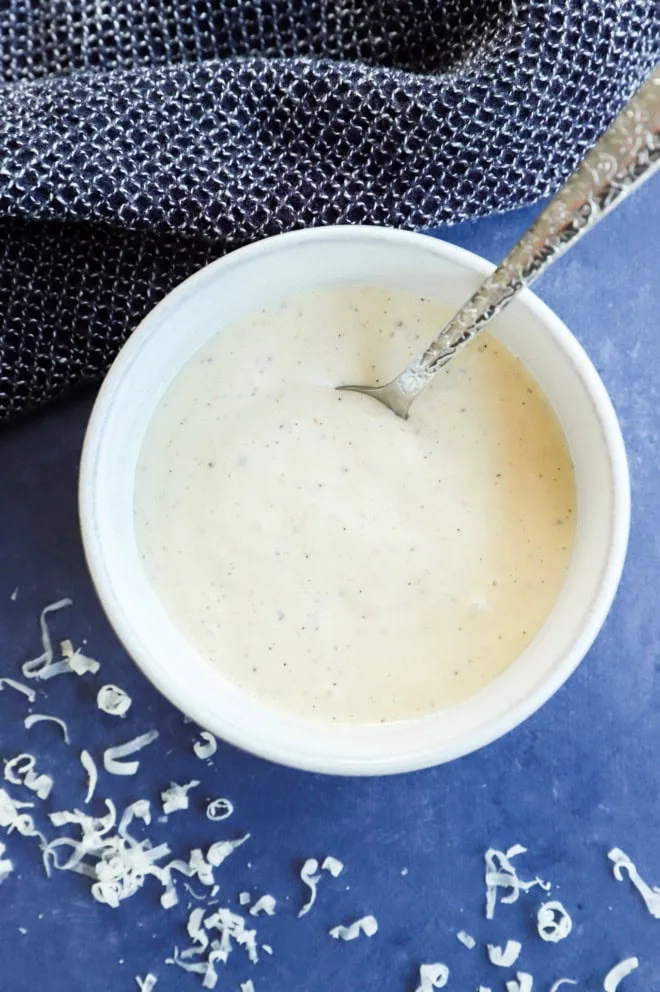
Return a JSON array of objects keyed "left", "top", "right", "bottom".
[{"left": 339, "top": 68, "right": 660, "bottom": 419}]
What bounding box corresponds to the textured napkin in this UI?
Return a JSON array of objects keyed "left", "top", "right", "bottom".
[{"left": 0, "top": 0, "right": 657, "bottom": 421}]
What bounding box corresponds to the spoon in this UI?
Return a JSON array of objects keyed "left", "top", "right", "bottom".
[{"left": 340, "top": 68, "right": 660, "bottom": 419}]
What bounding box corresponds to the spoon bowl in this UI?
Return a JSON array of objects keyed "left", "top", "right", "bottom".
[{"left": 338, "top": 378, "right": 417, "bottom": 419}]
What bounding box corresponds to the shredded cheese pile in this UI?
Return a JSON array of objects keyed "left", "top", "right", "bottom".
[
  {"left": 1, "top": 598, "right": 658, "bottom": 991},
  {"left": 44, "top": 799, "right": 171, "bottom": 909},
  {"left": 167, "top": 905, "right": 260, "bottom": 989}
]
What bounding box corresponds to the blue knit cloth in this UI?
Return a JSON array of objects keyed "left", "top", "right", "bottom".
[{"left": 0, "top": 1, "right": 657, "bottom": 420}]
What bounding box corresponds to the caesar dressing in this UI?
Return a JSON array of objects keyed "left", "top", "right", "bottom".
[{"left": 134, "top": 285, "right": 575, "bottom": 724}]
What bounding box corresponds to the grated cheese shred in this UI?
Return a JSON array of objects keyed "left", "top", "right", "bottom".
[
  {"left": 21, "top": 599, "right": 73, "bottom": 680},
  {"left": 80, "top": 750, "right": 98, "bottom": 804},
  {"left": 24, "top": 713, "right": 70, "bottom": 745},
  {"left": 329, "top": 915, "right": 378, "bottom": 940},
  {"left": 0, "top": 788, "right": 46, "bottom": 845},
  {"left": 487, "top": 940, "right": 522, "bottom": 967},
  {"left": 415, "top": 963, "right": 449, "bottom": 991},
  {"left": 97, "top": 684, "right": 132, "bottom": 718},
  {"left": 19, "top": 600, "right": 101, "bottom": 680},
  {"left": 135, "top": 975, "right": 158, "bottom": 991},
  {"left": 0, "top": 840, "right": 13, "bottom": 883},
  {"left": 608, "top": 847, "right": 660, "bottom": 918},
  {"left": 249, "top": 894, "right": 276, "bottom": 917},
  {"left": 206, "top": 798, "right": 234, "bottom": 821},
  {"left": 193, "top": 732, "right": 217, "bottom": 760},
  {"left": 4, "top": 753, "right": 53, "bottom": 800},
  {"left": 161, "top": 780, "right": 200, "bottom": 815},
  {"left": 0, "top": 678, "right": 36, "bottom": 703},
  {"left": 207, "top": 835, "right": 250, "bottom": 868},
  {"left": 537, "top": 901, "right": 572, "bottom": 942},
  {"left": 298, "top": 858, "right": 321, "bottom": 917},
  {"left": 506, "top": 973, "right": 533, "bottom": 992},
  {"left": 59, "top": 639, "right": 100, "bottom": 676},
  {"left": 103, "top": 730, "right": 159, "bottom": 776},
  {"left": 603, "top": 957, "right": 639, "bottom": 991},
  {"left": 321, "top": 855, "right": 344, "bottom": 878}
]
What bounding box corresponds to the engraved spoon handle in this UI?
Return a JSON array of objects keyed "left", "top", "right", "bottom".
[{"left": 399, "top": 68, "right": 660, "bottom": 399}]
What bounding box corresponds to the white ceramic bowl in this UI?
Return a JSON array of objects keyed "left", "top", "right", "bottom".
[{"left": 79, "top": 226, "right": 630, "bottom": 775}]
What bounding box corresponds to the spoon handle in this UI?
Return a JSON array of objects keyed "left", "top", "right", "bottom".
[{"left": 406, "top": 68, "right": 660, "bottom": 385}]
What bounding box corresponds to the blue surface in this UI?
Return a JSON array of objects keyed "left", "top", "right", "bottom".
[{"left": 0, "top": 181, "right": 659, "bottom": 992}]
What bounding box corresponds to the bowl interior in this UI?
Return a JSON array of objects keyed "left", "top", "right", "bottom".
[{"left": 80, "top": 227, "right": 629, "bottom": 774}]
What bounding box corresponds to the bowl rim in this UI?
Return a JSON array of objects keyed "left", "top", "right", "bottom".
[{"left": 79, "top": 224, "right": 631, "bottom": 775}]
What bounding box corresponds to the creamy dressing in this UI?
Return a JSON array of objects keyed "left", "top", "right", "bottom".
[{"left": 134, "top": 286, "right": 575, "bottom": 724}]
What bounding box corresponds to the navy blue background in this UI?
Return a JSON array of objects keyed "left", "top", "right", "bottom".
[{"left": 0, "top": 181, "right": 658, "bottom": 990}]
